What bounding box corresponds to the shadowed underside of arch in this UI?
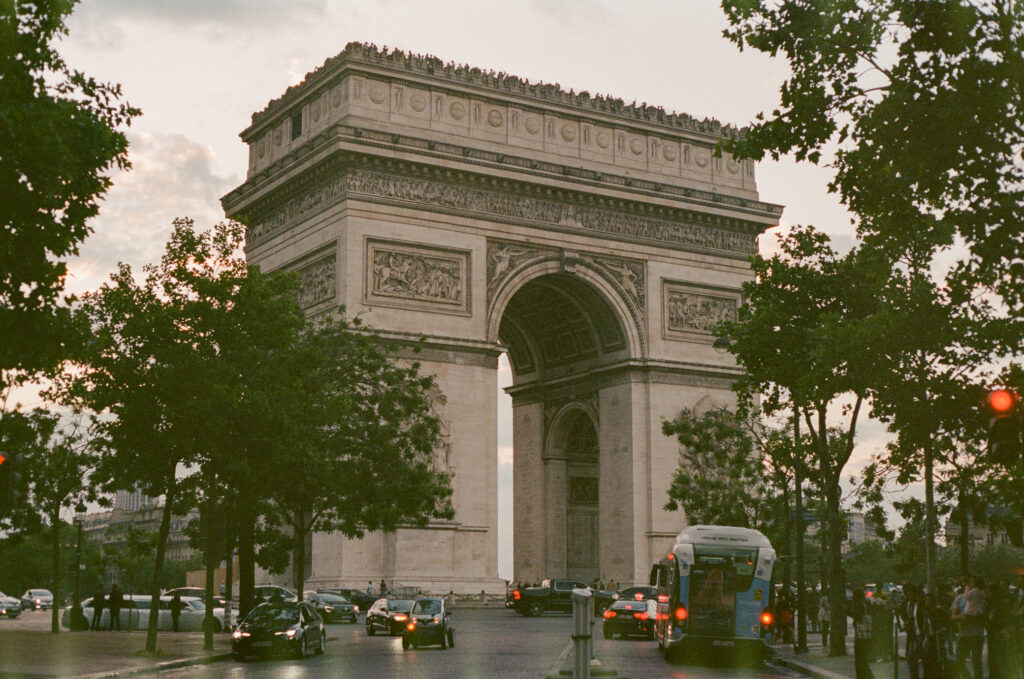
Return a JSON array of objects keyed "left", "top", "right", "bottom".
[{"left": 498, "top": 273, "right": 629, "bottom": 382}]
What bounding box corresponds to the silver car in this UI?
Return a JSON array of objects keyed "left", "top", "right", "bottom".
[
  {"left": 21, "top": 589, "right": 54, "bottom": 610},
  {"left": 0, "top": 591, "right": 21, "bottom": 618}
]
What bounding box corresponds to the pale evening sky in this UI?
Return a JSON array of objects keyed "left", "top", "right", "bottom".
[{"left": 51, "top": 0, "right": 894, "bottom": 579}]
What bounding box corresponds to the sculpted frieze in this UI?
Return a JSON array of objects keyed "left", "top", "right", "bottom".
[
  {"left": 424, "top": 384, "right": 454, "bottom": 477},
  {"left": 294, "top": 253, "right": 336, "bottom": 308},
  {"left": 365, "top": 238, "right": 470, "bottom": 315},
  {"left": 583, "top": 255, "right": 645, "bottom": 313},
  {"left": 663, "top": 283, "right": 739, "bottom": 339},
  {"left": 246, "top": 167, "right": 757, "bottom": 258}
]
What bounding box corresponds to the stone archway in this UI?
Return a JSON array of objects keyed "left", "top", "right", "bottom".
[{"left": 222, "top": 43, "right": 782, "bottom": 592}]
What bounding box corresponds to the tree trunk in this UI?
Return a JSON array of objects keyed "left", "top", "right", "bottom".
[
  {"left": 51, "top": 513, "right": 61, "bottom": 634},
  {"left": 223, "top": 518, "right": 234, "bottom": 630},
  {"left": 238, "top": 516, "right": 255, "bottom": 618},
  {"left": 794, "top": 410, "right": 808, "bottom": 652},
  {"left": 203, "top": 504, "right": 215, "bottom": 651},
  {"left": 825, "top": 478, "right": 846, "bottom": 656},
  {"left": 145, "top": 477, "right": 176, "bottom": 653},
  {"left": 293, "top": 513, "right": 306, "bottom": 600},
  {"left": 924, "top": 443, "right": 937, "bottom": 593},
  {"left": 782, "top": 481, "right": 792, "bottom": 585},
  {"left": 958, "top": 488, "right": 970, "bottom": 577}
]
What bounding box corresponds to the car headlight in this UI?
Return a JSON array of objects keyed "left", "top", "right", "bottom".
[
  {"left": 285, "top": 628, "right": 298, "bottom": 638},
  {"left": 324, "top": 606, "right": 333, "bottom": 612},
  {"left": 232, "top": 630, "right": 250, "bottom": 639},
  {"left": 353, "top": 606, "right": 359, "bottom": 613}
]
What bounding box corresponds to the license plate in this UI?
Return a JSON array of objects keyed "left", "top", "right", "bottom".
[
  {"left": 251, "top": 641, "right": 272, "bottom": 647},
  {"left": 711, "top": 640, "right": 735, "bottom": 647}
]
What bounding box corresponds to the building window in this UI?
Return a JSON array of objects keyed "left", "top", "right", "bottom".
[{"left": 291, "top": 111, "right": 302, "bottom": 140}]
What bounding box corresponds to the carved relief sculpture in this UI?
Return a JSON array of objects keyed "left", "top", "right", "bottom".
[
  {"left": 365, "top": 238, "right": 470, "bottom": 315},
  {"left": 424, "top": 384, "right": 453, "bottom": 476},
  {"left": 664, "top": 287, "right": 739, "bottom": 335},
  {"left": 486, "top": 239, "right": 554, "bottom": 302},
  {"left": 294, "top": 253, "right": 336, "bottom": 308}
]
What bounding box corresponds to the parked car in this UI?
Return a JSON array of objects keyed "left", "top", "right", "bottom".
[
  {"left": 601, "top": 598, "right": 656, "bottom": 640},
  {"left": 304, "top": 591, "right": 357, "bottom": 623},
  {"left": 0, "top": 591, "right": 22, "bottom": 618},
  {"left": 619, "top": 586, "right": 658, "bottom": 602},
  {"left": 317, "top": 587, "right": 375, "bottom": 611},
  {"left": 231, "top": 602, "right": 325, "bottom": 660},
  {"left": 61, "top": 594, "right": 235, "bottom": 631},
  {"left": 402, "top": 597, "right": 454, "bottom": 650},
  {"left": 164, "top": 586, "right": 226, "bottom": 608},
  {"left": 253, "top": 586, "right": 297, "bottom": 604},
  {"left": 21, "top": 589, "right": 54, "bottom": 610},
  {"left": 365, "top": 598, "right": 415, "bottom": 636}
]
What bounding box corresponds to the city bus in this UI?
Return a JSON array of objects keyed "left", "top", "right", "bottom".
[{"left": 651, "top": 525, "right": 775, "bottom": 664}]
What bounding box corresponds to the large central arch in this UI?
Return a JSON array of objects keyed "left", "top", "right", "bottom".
[{"left": 222, "top": 43, "right": 782, "bottom": 592}]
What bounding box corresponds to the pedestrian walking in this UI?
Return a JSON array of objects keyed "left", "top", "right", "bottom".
[
  {"left": 366, "top": 581, "right": 374, "bottom": 597},
  {"left": 170, "top": 591, "right": 183, "bottom": 632},
  {"left": 107, "top": 584, "right": 123, "bottom": 631},
  {"left": 951, "top": 576, "right": 986, "bottom": 679},
  {"left": 607, "top": 579, "right": 617, "bottom": 592},
  {"left": 379, "top": 579, "right": 388, "bottom": 596},
  {"left": 820, "top": 591, "right": 832, "bottom": 649},
  {"left": 90, "top": 587, "right": 106, "bottom": 630},
  {"left": 852, "top": 586, "right": 876, "bottom": 679}
]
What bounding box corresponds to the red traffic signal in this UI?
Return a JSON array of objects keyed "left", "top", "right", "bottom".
[{"left": 988, "top": 389, "right": 1017, "bottom": 414}]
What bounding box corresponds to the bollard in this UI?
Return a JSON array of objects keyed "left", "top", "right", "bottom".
[{"left": 572, "top": 588, "right": 592, "bottom": 679}]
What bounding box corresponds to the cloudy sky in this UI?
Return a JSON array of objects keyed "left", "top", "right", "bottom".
[{"left": 53, "top": 0, "right": 891, "bottom": 579}]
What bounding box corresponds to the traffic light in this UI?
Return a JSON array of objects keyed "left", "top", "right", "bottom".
[
  {"left": 0, "top": 451, "right": 14, "bottom": 514},
  {"left": 986, "top": 389, "right": 1022, "bottom": 467}
]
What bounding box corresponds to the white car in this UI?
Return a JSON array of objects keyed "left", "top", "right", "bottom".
[{"left": 62, "top": 594, "right": 236, "bottom": 631}]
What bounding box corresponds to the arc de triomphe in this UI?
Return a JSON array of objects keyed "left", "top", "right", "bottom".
[{"left": 221, "top": 43, "right": 782, "bottom": 592}]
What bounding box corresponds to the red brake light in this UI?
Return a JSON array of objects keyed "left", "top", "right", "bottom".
[
  {"left": 633, "top": 612, "right": 648, "bottom": 620},
  {"left": 633, "top": 593, "right": 644, "bottom": 600},
  {"left": 761, "top": 610, "right": 773, "bottom": 626},
  {"left": 674, "top": 607, "right": 687, "bottom": 621},
  {"left": 602, "top": 610, "right": 616, "bottom": 619},
  {"left": 513, "top": 590, "right": 520, "bottom": 600},
  {"left": 657, "top": 594, "right": 669, "bottom": 603},
  {"left": 865, "top": 591, "right": 873, "bottom": 598}
]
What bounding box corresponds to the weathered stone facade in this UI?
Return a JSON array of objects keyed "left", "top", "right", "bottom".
[{"left": 222, "top": 43, "right": 782, "bottom": 593}]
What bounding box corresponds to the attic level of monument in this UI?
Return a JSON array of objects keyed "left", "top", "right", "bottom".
[{"left": 228, "top": 43, "right": 785, "bottom": 218}]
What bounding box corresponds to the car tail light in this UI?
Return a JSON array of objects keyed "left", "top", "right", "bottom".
[
  {"left": 761, "top": 609, "right": 773, "bottom": 626},
  {"left": 865, "top": 591, "right": 873, "bottom": 597},
  {"left": 674, "top": 606, "right": 687, "bottom": 621},
  {"left": 633, "top": 612, "right": 648, "bottom": 620},
  {"left": 634, "top": 593, "right": 644, "bottom": 600},
  {"left": 513, "top": 590, "right": 520, "bottom": 600},
  {"left": 394, "top": 614, "right": 408, "bottom": 622},
  {"left": 602, "top": 610, "right": 616, "bottom": 619},
  {"left": 657, "top": 594, "right": 669, "bottom": 603}
]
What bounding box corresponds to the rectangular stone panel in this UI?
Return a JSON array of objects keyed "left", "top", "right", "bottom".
[
  {"left": 364, "top": 238, "right": 471, "bottom": 315},
  {"left": 282, "top": 245, "right": 337, "bottom": 309},
  {"left": 662, "top": 280, "right": 741, "bottom": 343}
]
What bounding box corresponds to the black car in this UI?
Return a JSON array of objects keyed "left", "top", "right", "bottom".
[
  {"left": 318, "top": 587, "right": 374, "bottom": 611},
  {"left": 231, "top": 602, "right": 325, "bottom": 660},
  {"left": 602, "top": 598, "right": 657, "bottom": 639},
  {"left": 306, "top": 592, "right": 357, "bottom": 623},
  {"left": 619, "top": 586, "right": 658, "bottom": 602},
  {"left": 365, "top": 598, "right": 415, "bottom": 636},
  {"left": 402, "top": 597, "right": 454, "bottom": 650}
]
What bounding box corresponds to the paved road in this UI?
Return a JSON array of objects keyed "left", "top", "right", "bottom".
[{"left": 151, "top": 609, "right": 802, "bottom": 679}]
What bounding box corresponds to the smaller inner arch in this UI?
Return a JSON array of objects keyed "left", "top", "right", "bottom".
[{"left": 498, "top": 273, "right": 627, "bottom": 382}]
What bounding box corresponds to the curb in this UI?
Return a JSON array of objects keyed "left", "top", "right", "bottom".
[
  {"left": 771, "top": 655, "right": 852, "bottom": 679},
  {"left": 68, "top": 652, "right": 233, "bottom": 679}
]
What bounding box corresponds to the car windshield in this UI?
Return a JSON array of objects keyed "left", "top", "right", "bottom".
[
  {"left": 316, "top": 593, "right": 347, "bottom": 603},
  {"left": 412, "top": 599, "right": 441, "bottom": 614},
  {"left": 186, "top": 600, "right": 205, "bottom": 610},
  {"left": 246, "top": 604, "right": 299, "bottom": 626},
  {"left": 33, "top": 590, "right": 52, "bottom": 597},
  {"left": 389, "top": 599, "right": 414, "bottom": 612}
]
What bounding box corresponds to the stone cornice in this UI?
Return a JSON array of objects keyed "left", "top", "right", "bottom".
[
  {"left": 246, "top": 42, "right": 744, "bottom": 142},
  {"left": 226, "top": 123, "right": 782, "bottom": 224},
  {"left": 226, "top": 149, "right": 772, "bottom": 259}
]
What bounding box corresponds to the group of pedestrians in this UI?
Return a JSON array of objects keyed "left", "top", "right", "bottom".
[
  {"left": 875, "top": 576, "right": 1023, "bottom": 679},
  {"left": 88, "top": 584, "right": 124, "bottom": 631}
]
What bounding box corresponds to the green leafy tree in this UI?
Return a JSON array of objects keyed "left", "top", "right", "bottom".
[
  {"left": 720, "top": 0, "right": 1024, "bottom": 324},
  {"left": 0, "top": 0, "right": 137, "bottom": 384},
  {"left": 65, "top": 218, "right": 246, "bottom": 652},
  {"left": 19, "top": 410, "right": 99, "bottom": 632},
  {"left": 722, "top": 225, "right": 890, "bottom": 655}
]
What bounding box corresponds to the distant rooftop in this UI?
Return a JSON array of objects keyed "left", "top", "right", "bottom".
[{"left": 249, "top": 42, "right": 742, "bottom": 139}]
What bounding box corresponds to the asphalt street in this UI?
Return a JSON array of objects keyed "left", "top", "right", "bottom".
[{"left": 148, "top": 608, "right": 803, "bottom": 679}]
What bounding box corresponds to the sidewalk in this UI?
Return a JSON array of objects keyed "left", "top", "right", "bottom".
[
  {"left": 0, "top": 628, "right": 231, "bottom": 679},
  {"left": 773, "top": 637, "right": 911, "bottom": 679}
]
